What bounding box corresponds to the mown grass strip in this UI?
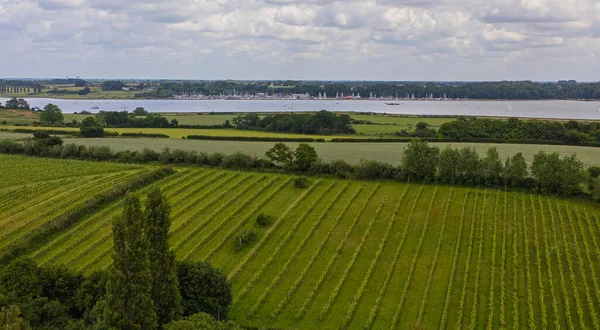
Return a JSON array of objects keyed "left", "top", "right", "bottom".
[
  {"left": 294, "top": 184, "right": 380, "bottom": 321},
  {"left": 176, "top": 175, "right": 267, "bottom": 259},
  {"left": 184, "top": 176, "right": 279, "bottom": 262},
  {"left": 565, "top": 205, "right": 600, "bottom": 328},
  {"left": 546, "top": 198, "right": 574, "bottom": 329},
  {"left": 232, "top": 181, "right": 335, "bottom": 304},
  {"left": 529, "top": 195, "right": 548, "bottom": 329},
  {"left": 390, "top": 187, "right": 439, "bottom": 329},
  {"left": 201, "top": 177, "right": 292, "bottom": 262},
  {"left": 341, "top": 186, "right": 411, "bottom": 328},
  {"left": 486, "top": 190, "right": 500, "bottom": 330},
  {"left": 536, "top": 196, "right": 560, "bottom": 329},
  {"left": 468, "top": 189, "right": 488, "bottom": 330},
  {"left": 455, "top": 190, "right": 480, "bottom": 330},
  {"left": 438, "top": 190, "right": 469, "bottom": 330},
  {"left": 317, "top": 197, "right": 387, "bottom": 322},
  {"left": 417, "top": 188, "right": 453, "bottom": 324},
  {"left": 247, "top": 183, "right": 351, "bottom": 318},
  {"left": 555, "top": 200, "right": 588, "bottom": 328},
  {"left": 227, "top": 180, "right": 322, "bottom": 281},
  {"left": 271, "top": 184, "right": 364, "bottom": 318}
]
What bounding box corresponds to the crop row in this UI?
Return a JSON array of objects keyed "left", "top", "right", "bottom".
[
  {"left": 341, "top": 186, "right": 411, "bottom": 328},
  {"left": 202, "top": 177, "right": 293, "bottom": 262},
  {"left": 535, "top": 196, "right": 560, "bottom": 329},
  {"left": 467, "top": 190, "right": 487, "bottom": 330},
  {"left": 233, "top": 181, "right": 335, "bottom": 304},
  {"left": 317, "top": 197, "right": 387, "bottom": 321},
  {"left": 565, "top": 205, "right": 600, "bottom": 328},
  {"left": 438, "top": 190, "right": 469, "bottom": 330},
  {"left": 187, "top": 176, "right": 279, "bottom": 261},
  {"left": 247, "top": 183, "right": 350, "bottom": 317},
  {"left": 0, "top": 178, "right": 75, "bottom": 213},
  {"left": 528, "top": 195, "right": 548, "bottom": 329},
  {"left": 227, "top": 180, "right": 322, "bottom": 281},
  {"left": 417, "top": 189, "right": 454, "bottom": 324},
  {"left": 294, "top": 184, "right": 380, "bottom": 321},
  {"left": 520, "top": 194, "right": 536, "bottom": 330},
  {"left": 168, "top": 172, "right": 227, "bottom": 220},
  {"left": 455, "top": 190, "right": 480, "bottom": 329},
  {"left": 170, "top": 174, "right": 252, "bottom": 250},
  {"left": 389, "top": 188, "right": 439, "bottom": 329},
  {"left": 485, "top": 191, "right": 500, "bottom": 330},
  {"left": 572, "top": 207, "right": 600, "bottom": 305},
  {"left": 177, "top": 175, "right": 267, "bottom": 260},
  {"left": 511, "top": 194, "right": 520, "bottom": 329},
  {"left": 499, "top": 191, "right": 507, "bottom": 328},
  {"left": 270, "top": 184, "right": 364, "bottom": 318},
  {"left": 546, "top": 198, "right": 575, "bottom": 328},
  {"left": 555, "top": 201, "right": 587, "bottom": 328}
]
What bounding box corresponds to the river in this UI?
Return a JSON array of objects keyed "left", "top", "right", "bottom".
[{"left": 2, "top": 98, "right": 600, "bottom": 120}]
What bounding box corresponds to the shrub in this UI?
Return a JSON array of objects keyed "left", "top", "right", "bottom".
[
  {"left": 294, "top": 176, "right": 309, "bottom": 188},
  {"left": 176, "top": 262, "right": 232, "bottom": 320},
  {"left": 256, "top": 214, "right": 275, "bottom": 227},
  {"left": 235, "top": 229, "right": 257, "bottom": 251},
  {"left": 80, "top": 126, "right": 104, "bottom": 138}
]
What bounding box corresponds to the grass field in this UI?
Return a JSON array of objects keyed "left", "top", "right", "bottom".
[
  {"left": 58, "top": 137, "right": 600, "bottom": 167},
  {"left": 6, "top": 162, "right": 598, "bottom": 329},
  {"left": 0, "top": 86, "right": 138, "bottom": 99},
  {"left": 351, "top": 114, "right": 454, "bottom": 127}
]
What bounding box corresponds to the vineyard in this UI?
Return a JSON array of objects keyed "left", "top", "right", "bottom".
[{"left": 2, "top": 155, "right": 600, "bottom": 329}]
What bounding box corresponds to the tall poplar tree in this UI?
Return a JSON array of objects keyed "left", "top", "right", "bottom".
[
  {"left": 105, "top": 193, "right": 157, "bottom": 330},
  {"left": 146, "top": 187, "right": 182, "bottom": 325}
]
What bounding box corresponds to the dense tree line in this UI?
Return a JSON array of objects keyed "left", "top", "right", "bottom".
[
  {"left": 95, "top": 110, "right": 176, "bottom": 128},
  {"left": 232, "top": 110, "right": 355, "bottom": 135},
  {"left": 101, "top": 80, "right": 126, "bottom": 91},
  {"left": 134, "top": 80, "right": 600, "bottom": 100},
  {"left": 438, "top": 117, "right": 600, "bottom": 145}
]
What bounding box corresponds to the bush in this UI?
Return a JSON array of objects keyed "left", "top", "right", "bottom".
[
  {"left": 256, "top": 214, "right": 275, "bottom": 227},
  {"left": 176, "top": 262, "right": 232, "bottom": 320},
  {"left": 294, "top": 176, "right": 309, "bottom": 188},
  {"left": 33, "top": 131, "right": 50, "bottom": 140},
  {"left": 120, "top": 132, "right": 169, "bottom": 138},
  {"left": 235, "top": 229, "right": 257, "bottom": 251}
]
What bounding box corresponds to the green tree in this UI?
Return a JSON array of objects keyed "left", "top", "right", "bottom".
[
  {"left": 104, "top": 193, "right": 157, "bottom": 330},
  {"left": 0, "top": 296, "right": 30, "bottom": 330},
  {"left": 481, "top": 147, "right": 503, "bottom": 186},
  {"left": 437, "top": 147, "right": 460, "bottom": 184},
  {"left": 80, "top": 116, "right": 104, "bottom": 138},
  {"left": 176, "top": 262, "right": 232, "bottom": 321},
  {"left": 293, "top": 143, "right": 318, "bottom": 171},
  {"left": 133, "top": 107, "right": 148, "bottom": 116},
  {"left": 145, "top": 188, "right": 182, "bottom": 326},
  {"left": 456, "top": 147, "right": 481, "bottom": 185},
  {"left": 5, "top": 98, "right": 29, "bottom": 110},
  {"left": 503, "top": 152, "right": 528, "bottom": 186},
  {"left": 40, "top": 104, "right": 64, "bottom": 124},
  {"left": 265, "top": 143, "right": 294, "bottom": 169},
  {"left": 402, "top": 140, "right": 439, "bottom": 182},
  {"left": 170, "top": 119, "right": 179, "bottom": 127}
]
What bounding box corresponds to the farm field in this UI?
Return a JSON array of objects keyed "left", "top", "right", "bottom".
[
  {"left": 60, "top": 137, "right": 600, "bottom": 167},
  {"left": 351, "top": 114, "right": 455, "bottom": 128},
  {"left": 12, "top": 162, "right": 600, "bottom": 329},
  {"left": 0, "top": 154, "right": 145, "bottom": 254}
]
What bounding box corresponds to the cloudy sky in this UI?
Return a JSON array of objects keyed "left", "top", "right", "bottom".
[{"left": 1, "top": 0, "right": 599, "bottom": 80}]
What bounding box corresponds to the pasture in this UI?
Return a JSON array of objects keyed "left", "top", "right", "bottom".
[
  {"left": 62, "top": 137, "right": 600, "bottom": 168},
  {"left": 2, "top": 155, "right": 599, "bottom": 329}
]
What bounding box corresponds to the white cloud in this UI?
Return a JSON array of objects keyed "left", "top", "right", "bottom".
[{"left": 0, "top": 0, "right": 598, "bottom": 80}]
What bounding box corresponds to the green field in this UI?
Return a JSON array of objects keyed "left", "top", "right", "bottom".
[
  {"left": 0, "top": 85, "right": 138, "bottom": 99},
  {"left": 2, "top": 155, "right": 600, "bottom": 329},
  {"left": 58, "top": 137, "right": 600, "bottom": 167},
  {"left": 351, "top": 114, "right": 454, "bottom": 127}
]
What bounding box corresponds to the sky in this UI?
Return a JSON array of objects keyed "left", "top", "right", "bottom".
[{"left": 1, "top": 0, "right": 599, "bottom": 81}]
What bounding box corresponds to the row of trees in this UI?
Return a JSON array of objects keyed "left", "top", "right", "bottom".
[
  {"left": 133, "top": 80, "right": 600, "bottom": 100},
  {"left": 232, "top": 110, "right": 355, "bottom": 135},
  {"left": 3, "top": 98, "right": 30, "bottom": 110},
  {"left": 438, "top": 117, "right": 600, "bottom": 144},
  {"left": 0, "top": 188, "right": 234, "bottom": 329}
]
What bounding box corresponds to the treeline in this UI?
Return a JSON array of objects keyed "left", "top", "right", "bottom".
[
  {"left": 2, "top": 135, "right": 599, "bottom": 201},
  {"left": 95, "top": 111, "right": 177, "bottom": 128},
  {"left": 438, "top": 117, "right": 600, "bottom": 145},
  {"left": 134, "top": 80, "right": 600, "bottom": 100},
  {"left": 232, "top": 110, "right": 355, "bottom": 134}
]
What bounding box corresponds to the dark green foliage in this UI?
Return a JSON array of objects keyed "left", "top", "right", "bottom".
[
  {"left": 187, "top": 135, "right": 321, "bottom": 142},
  {"left": 80, "top": 126, "right": 104, "bottom": 138},
  {"left": 232, "top": 110, "right": 355, "bottom": 135},
  {"left": 105, "top": 193, "right": 158, "bottom": 329},
  {"left": 354, "top": 159, "right": 399, "bottom": 180},
  {"left": 294, "top": 143, "right": 318, "bottom": 171},
  {"left": 0, "top": 296, "right": 29, "bottom": 329},
  {"left": 101, "top": 80, "right": 125, "bottom": 91},
  {"left": 294, "top": 176, "right": 309, "bottom": 188},
  {"left": 402, "top": 140, "right": 439, "bottom": 182},
  {"left": 5, "top": 98, "right": 30, "bottom": 110},
  {"left": 96, "top": 111, "right": 171, "bottom": 128},
  {"left": 120, "top": 132, "right": 169, "bottom": 138},
  {"left": 256, "top": 214, "right": 275, "bottom": 227},
  {"left": 40, "top": 104, "right": 64, "bottom": 125},
  {"left": 0, "top": 257, "right": 43, "bottom": 298},
  {"left": 265, "top": 143, "right": 294, "bottom": 169},
  {"left": 504, "top": 153, "right": 528, "bottom": 186},
  {"left": 531, "top": 151, "right": 585, "bottom": 195},
  {"left": 235, "top": 229, "right": 258, "bottom": 251},
  {"left": 133, "top": 107, "right": 148, "bottom": 116},
  {"left": 164, "top": 312, "right": 241, "bottom": 330},
  {"left": 589, "top": 166, "right": 600, "bottom": 178},
  {"left": 176, "top": 262, "right": 232, "bottom": 321},
  {"left": 75, "top": 271, "right": 107, "bottom": 325},
  {"left": 145, "top": 188, "right": 183, "bottom": 326}
]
